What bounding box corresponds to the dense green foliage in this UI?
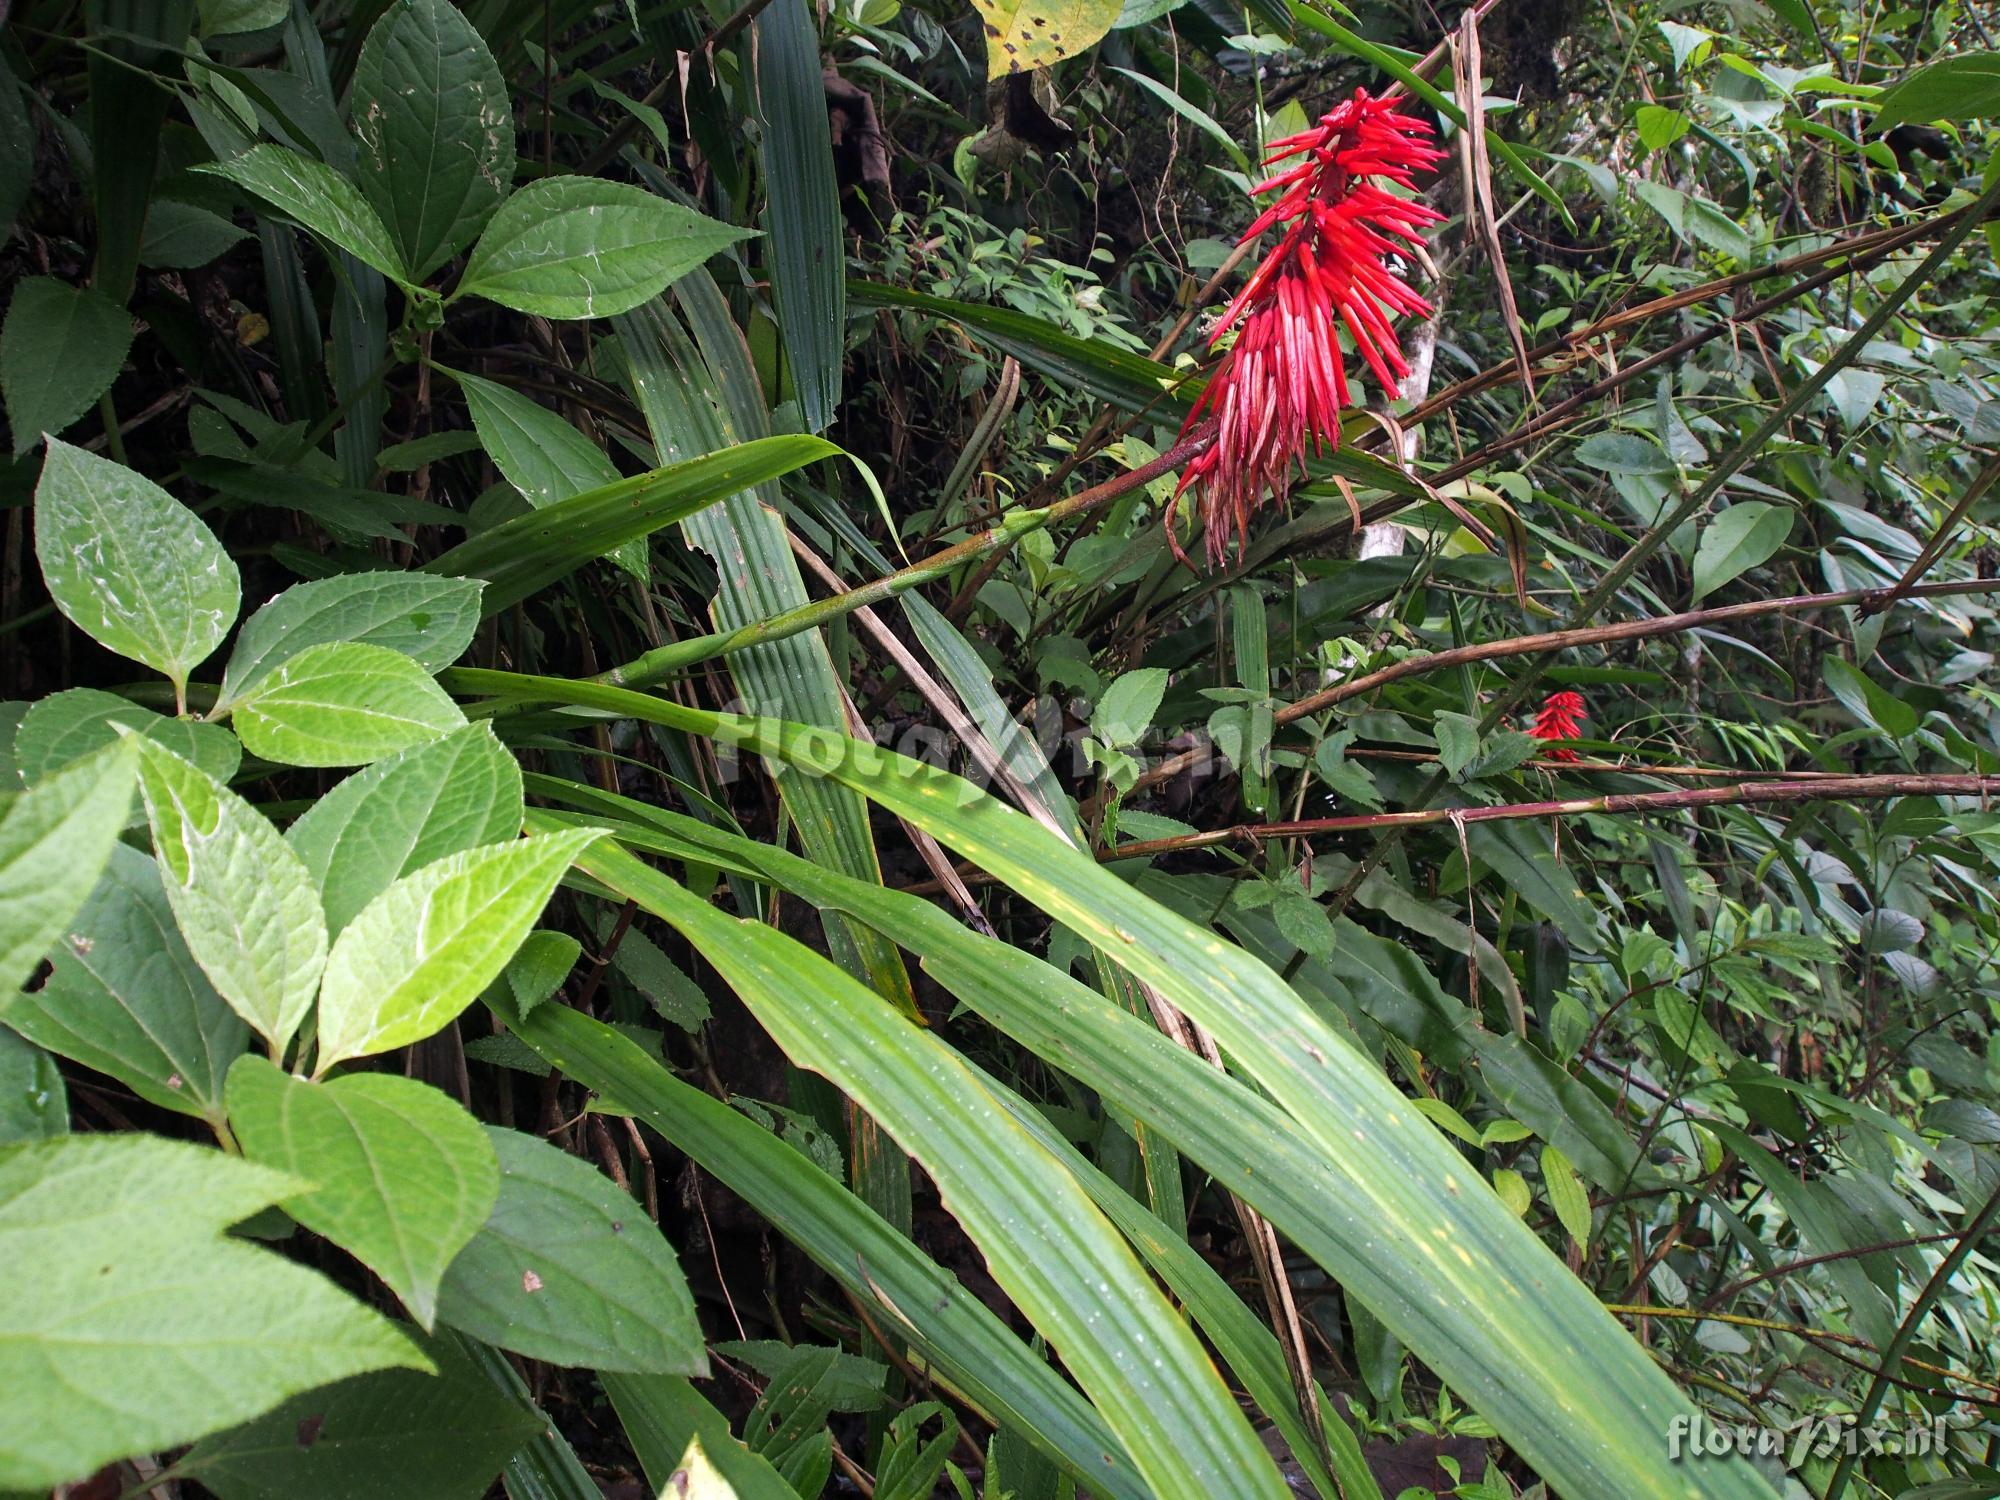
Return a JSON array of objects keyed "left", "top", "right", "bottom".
[{"left": 5, "top": 0, "right": 2000, "bottom": 1497}]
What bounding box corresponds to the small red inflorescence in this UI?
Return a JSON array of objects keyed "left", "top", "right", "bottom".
[
  {"left": 1174, "top": 89, "right": 1445, "bottom": 565},
  {"left": 1527, "top": 690, "right": 1587, "bottom": 761}
]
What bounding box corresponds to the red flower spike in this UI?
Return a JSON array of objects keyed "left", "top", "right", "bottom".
[
  {"left": 1528, "top": 690, "right": 1586, "bottom": 761},
  {"left": 1173, "top": 89, "right": 1444, "bottom": 566}
]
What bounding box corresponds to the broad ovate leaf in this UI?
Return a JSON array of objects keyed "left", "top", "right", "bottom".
[
  {"left": 1874, "top": 51, "right": 2000, "bottom": 129},
  {"left": 286, "top": 723, "right": 524, "bottom": 933},
  {"left": 0, "top": 737, "right": 136, "bottom": 1001},
  {"left": 351, "top": 0, "right": 515, "bottom": 280},
  {"left": 452, "top": 369, "right": 644, "bottom": 576},
  {"left": 1689, "top": 500, "right": 1793, "bottom": 602},
  {"left": 503, "top": 929, "right": 581, "bottom": 1018},
  {"left": 6, "top": 844, "right": 247, "bottom": 1124},
  {"left": 139, "top": 199, "right": 253, "bottom": 269},
  {"left": 456, "top": 178, "right": 749, "bottom": 320},
  {"left": 1633, "top": 104, "right": 1692, "bottom": 155},
  {"left": 1824, "top": 655, "right": 1921, "bottom": 739},
  {"left": 0, "top": 1028, "right": 64, "bottom": 1142},
  {"left": 197, "top": 0, "right": 287, "bottom": 38},
  {"left": 16, "top": 686, "right": 240, "bottom": 786},
  {"left": 1574, "top": 431, "right": 1675, "bottom": 476},
  {"left": 226, "top": 1058, "right": 500, "bottom": 1330},
  {"left": 230, "top": 640, "right": 466, "bottom": 767},
  {"left": 219, "top": 572, "right": 483, "bottom": 707},
  {"left": 437, "top": 1126, "right": 705, "bottom": 1373},
  {"left": 177, "top": 1326, "right": 540, "bottom": 1499},
  {"left": 454, "top": 369, "right": 619, "bottom": 506},
  {"left": 0, "top": 1133, "right": 428, "bottom": 1491},
  {"left": 1, "top": 277, "right": 134, "bottom": 456},
  {"left": 34, "top": 439, "right": 240, "bottom": 695},
  {"left": 1092, "top": 666, "right": 1167, "bottom": 746},
  {"left": 132, "top": 737, "right": 327, "bottom": 1055},
  {"left": 197, "top": 143, "right": 408, "bottom": 285},
  {"left": 313, "top": 827, "right": 602, "bottom": 1071}
]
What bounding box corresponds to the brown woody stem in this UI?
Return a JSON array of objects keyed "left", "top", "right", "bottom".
[
  {"left": 1103, "top": 775, "right": 2000, "bottom": 863},
  {"left": 1119, "top": 575, "right": 2000, "bottom": 801}
]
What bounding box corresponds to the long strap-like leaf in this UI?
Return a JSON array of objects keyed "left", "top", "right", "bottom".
[
  {"left": 533, "top": 834, "right": 1295, "bottom": 1500},
  {"left": 425, "top": 437, "right": 838, "bottom": 613},
  {"left": 507, "top": 998, "right": 1151, "bottom": 1499},
  {"left": 753, "top": 0, "right": 843, "bottom": 432},
  {"left": 526, "top": 776, "right": 1373, "bottom": 1500},
  {"left": 463, "top": 669, "right": 1780, "bottom": 1500},
  {"left": 614, "top": 278, "right": 922, "bottom": 1231}
]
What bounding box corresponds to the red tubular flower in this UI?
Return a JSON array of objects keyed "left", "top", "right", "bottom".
[
  {"left": 1528, "top": 690, "right": 1587, "bottom": 761},
  {"left": 1174, "top": 89, "right": 1445, "bottom": 564}
]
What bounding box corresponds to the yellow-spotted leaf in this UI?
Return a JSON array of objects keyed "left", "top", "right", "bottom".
[{"left": 973, "top": 0, "right": 1121, "bottom": 75}]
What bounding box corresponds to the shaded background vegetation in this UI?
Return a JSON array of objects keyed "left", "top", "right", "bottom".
[{"left": 9, "top": 0, "right": 2000, "bottom": 1497}]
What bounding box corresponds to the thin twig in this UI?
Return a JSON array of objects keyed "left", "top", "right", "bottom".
[
  {"left": 1866, "top": 455, "right": 2000, "bottom": 614},
  {"left": 1703, "top": 1232, "right": 1965, "bottom": 1311},
  {"left": 1823, "top": 1183, "right": 2000, "bottom": 1499},
  {"left": 1398, "top": 210, "right": 1947, "bottom": 435},
  {"left": 1119, "top": 575, "right": 2000, "bottom": 802},
  {"left": 1605, "top": 1304, "right": 2000, "bottom": 1404},
  {"left": 1106, "top": 775, "right": 2000, "bottom": 857},
  {"left": 1350, "top": 747, "right": 1857, "bottom": 780},
  {"left": 909, "top": 774, "right": 2000, "bottom": 895},
  {"left": 590, "top": 434, "right": 1210, "bottom": 691},
  {"left": 1324, "top": 168, "right": 2000, "bottom": 922}
]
